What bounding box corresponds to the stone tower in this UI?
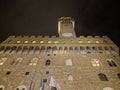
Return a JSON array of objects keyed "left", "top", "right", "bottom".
[{"left": 0, "top": 17, "right": 120, "bottom": 90}]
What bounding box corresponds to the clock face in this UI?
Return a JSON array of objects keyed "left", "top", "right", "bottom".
[{"left": 62, "top": 33, "right": 73, "bottom": 37}]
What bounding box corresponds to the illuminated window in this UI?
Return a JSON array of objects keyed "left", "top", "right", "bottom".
[
  {"left": 91, "top": 59, "right": 100, "bottom": 67},
  {"left": 0, "top": 57, "right": 7, "bottom": 65},
  {"left": 17, "top": 40, "right": 21, "bottom": 43},
  {"left": 79, "top": 40, "right": 83, "bottom": 43},
  {"left": 96, "top": 41, "right": 99, "bottom": 43},
  {"left": 54, "top": 41, "right": 59, "bottom": 44},
  {"left": 68, "top": 74, "right": 73, "bottom": 80},
  {"left": 87, "top": 40, "right": 91, "bottom": 43},
  {"left": 66, "top": 59, "right": 72, "bottom": 66},
  {"left": 48, "top": 41, "right": 51, "bottom": 44},
  {"left": 32, "top": 40, "right": 36, "bottom": 43},
  {"left": 29, "top": 58, "right": 38, "bottom": 66},
  {"left": 24, "top": 40, "right": 28, "bottom": 43},
  {"left": 40, "top": 40, "right": 44, "bottom": 44}
]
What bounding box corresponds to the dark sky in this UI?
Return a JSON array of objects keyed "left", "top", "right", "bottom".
[{"left": 0, "top": 0, "right": 120, "bottom": 47}]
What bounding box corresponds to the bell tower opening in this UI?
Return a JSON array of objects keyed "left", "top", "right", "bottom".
[{"left": 58, "top": 17, "right": 76, "bottom": 38}]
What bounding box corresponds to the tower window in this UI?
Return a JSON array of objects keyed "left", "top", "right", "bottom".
[
  {"left": 87, "top": 40, "right": 91, "bottom": 43},
  {"left": 45, "top": 60, "right": 51, "bottom": 66},
  {"left": 95, "top": 41, "right": 99, "bottom": 43},
  {"left": 48, "top": 40, "right": 51, "bottom": 44},
  {"left": 98, "top": 73, "right": 108, "bottom": 81},
  {"left": 107, "top": 59, "right": 117, "bottom": 67}
]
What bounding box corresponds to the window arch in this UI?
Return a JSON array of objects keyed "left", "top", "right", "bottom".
[
  {"left": 16, "top": 46, "right": 22, "bottom": 53},
  {"left": 98, "top": 73, "right": 108, "bottom": 81},
  {"left": 0, "top": 46, "right": 5, "bottom": 53},
  {"left": 107, "top": 59, "right": 117, "bottom": 67},
  {"left": 68, "top": 74, "right": 73, "bottom": 80},
  {"left": 22, "top": 46, "right": 28, "bottom": 54},
  {"left": 91, "top": 59, "right": 100, "bottom": 67},
  {"left": 4, "top": 46, "right": 11, "bottom": 53},
  {"left": 40, "top": 46, "right": 46, "bottom": 53},
  {"left": 29, "top": 58, "right": 38, "bottom": 66},
  {"left": 28, "top": 46, "right": 34, "bottom": 54},
  {"left": 11, "top": 46, "right": 17, "bottom": 53},
  {"left": 15, "top": 85, "right": 27, "bottom": 90},
  {"left": 66, "top": 59, "right": 72, "bottom": 66},
  {"left": 0, "top": 85, "right": 5, "bottom": 90},
  {"left": 45, "top": 59, "right": 51, "bottom": 66},
  {"left": 34, "top": 46, "right": 40, "bottom": 54}
]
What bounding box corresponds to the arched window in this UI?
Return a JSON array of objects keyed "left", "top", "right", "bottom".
[
  {"left": 104, "top": 47, "right": 109, "bottom": 51},
  {"left": 107, "top": 59, "right": 117, "bottom": 67},
  {"left": 22, "top": 46, "right": 28, "bottom": 54},
  {"left": 64, "top": 47, "right": 68, "bottom": 53},
  {"left": 15, "top": 85, "right": 27, "bottom": 90},
  {"left": 16, "top": 46, "right": 22, "bottom": 53},
  {"left": 0, "top": 46, "right": 5, "bottom": 53},
  {"left": 11, "top": 46, "right": 17, "bottom": 53},
  {"left": 59, "top": 47, "right": 63, "bottom": 54},
  {"left": 52, "top": 46, "right": 57, "bottom": 53},
  {"left": 98, "top": 73, "right": 108, "bottom": 81},
  {"left": 28, "top": 46, "right": 34, "bottom": 54},
  {"left": 91, "top": 59, "right": 100, "bottom": 67},
  {"left": 86, "top": 46, "right": 91, "bottom": 50},
  {"left": 45, "top": 60, "right": 51, "bottom": 66},
  {"left": 40, "top": 46, "right": 46, "bottom": 53},
  {"left": 68, "top": 74, "right": 73, "bottom": 80},
  {"left": 0, "top": 57, "right": 7, "bottom": 65},
  {"left": 98, "top": 46, "right": 103, "bottom": 50},
  {"left": 80, "top": 46, "right": 85, "bottom": 50},
  {"left": 0, "top": 85, "right": 4, "bottom": 90},
  {"left": 4, "top": 46, "right": 11, "bottom": 53},
  {"left": 66, "top": 59, "right": 72, "bottom": 66},
  {"left": 74, "top": 47, "right": 79, "bottom": 54},
  {"left": 29, "top": 58, "right": 38, "bottom": 66},
  {"left": 47, "top": 47, "right": 52, "bottom": 53},
  {"left": 34, "top": 46, "right": 40, "bottom": 54}
]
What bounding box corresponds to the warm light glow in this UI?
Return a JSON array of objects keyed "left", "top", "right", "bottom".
[
  {"left": 17, "top": 40, "right": 21, "bottom": 43},
  {"left": 79, "top": 40, "right": 83, "bottom": 43},
  {"left": 32, "top": 40, "right": 36, "bottom": 43},
  {"left": 96, "top": 41, "right": 99, "bottom": 43},
  {"left": 48, "top": 41, "right": 51, "bottom": 44},
  {"left": 87, "top": 40, "right": 91, "bottom": 43},
  {"left": 24, "top": 40, "right": 28, "bottom": 43},
  {"left": 0, "top": 63, "right": 3, "bottom": 65},
  {"left": 54, "top": 41, "right": 59, "bottom": 44},
  {"left": 40, "top": 41, "right": 44, "bottom": 44}
]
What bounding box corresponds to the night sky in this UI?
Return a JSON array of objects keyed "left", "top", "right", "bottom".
[{"left": 0, "top": 0, "right": 120, "bottom": 47}]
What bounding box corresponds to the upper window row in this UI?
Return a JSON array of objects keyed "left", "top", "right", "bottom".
[{"left": 8, "top": 40, "right": 102, "bottom": 44}]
